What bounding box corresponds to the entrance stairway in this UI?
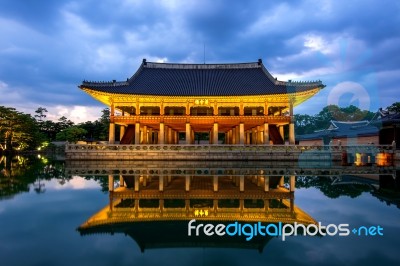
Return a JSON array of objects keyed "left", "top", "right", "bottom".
[
  {"left": 269, "top": 125, "right": 284, "bottom": 144},
  {"left": 120, "top": 125, "right": 135, "bottom": 144}
]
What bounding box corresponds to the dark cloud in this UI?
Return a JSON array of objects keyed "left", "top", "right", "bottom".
[{"left": 0, "top": 0, "right": 399, "bottom": 120}]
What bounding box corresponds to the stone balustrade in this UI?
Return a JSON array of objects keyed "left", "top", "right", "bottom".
[{"left": 65, "top": 143, "right": 396, "bottom": 164}]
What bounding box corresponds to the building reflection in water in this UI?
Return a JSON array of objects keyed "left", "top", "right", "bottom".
[
  {"left": 72, "top": 160, "right": 396, "bottom": 252},
  {"left": 77, "top": 170, "right": 317, "bottom": 252}
]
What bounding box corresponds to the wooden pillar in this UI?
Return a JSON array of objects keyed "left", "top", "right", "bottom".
[
  {"left": 191, "top": 130, "right": 195, "bottom": 144},
  {"left": 119, "top": 175, "right": 124, "bottom": 187},
  {"left": 239, "top": 123, "right": 245, "bottom": 144},
  {"left": 252, "top": 128, "right": 257, "bottom": 145},
  {"left": 235, "top": 125, "right": 240, "bottom": 145},
  {"left": 159, "top": 176, "right": 164, "bottom": 192},
  {"left": 143, "top": 125, "right": 148, "bottom": 144},
  {"left": 213, "top": 176, "right": 218, "bottom": 192},
  {"left": 279, "top": 176, "right": 284, "bottom": 187},
  {"left": 289, "top": 123, "right": 295, "bottom": 145},
  {"left": 213, "top": 123, "right": 218, "bottom": 145},
  {"left": 154, "top": 132, "right": 158, "bottom": 144},
  {"left": 134, "top": 199, "right": 139, "bottom": 212},
  {"left": 258, "top": 126, "right": 263, "bottom": 144},
  {"left": 290, "top": 198, "right": 294, "bottom": 212},
  {"left": 108, "top": 175, "right": 114, "bottom": 191},
  {"left": 120, "top": 125, "right": 126, "bottom": 142},
  {"left": 186, "top": 123, "right": 191, "bottom": 144},
  {"left": 264, "top": 199, "right": 269, "bottom": 211},
  {"left": 290, "top": 175, "right": 295, "bottom": 192},
  {"left": 185, "top": 199, "right": 190, "bottom": 211},
  {"left": 264, "top": 123, "right": 269, "bottom": 145},
  {"left": 159, "top": 123, "right": 165, "bottom": 144},
  {"left": 279, "top": 126, "right": 284, "bottom": 142},
  {"left": 232, "top": 127, "right": 236, "bottom": 144},
  {"left": 240, "top": 175, "right": 244, "bottom": 192},
  {"left": 164, "top": 126, "right": 169, "bottom": 144},
  {"left": 148, "top": 128, "right": 153, "bottom": 144},
  {"left": 135, "top": 122, "right": 140, "bottom": 144},
  {"left": 167, "top": 127, "right": 172, "bottom": 144},
  {"left": 185, "top": 175, "right": 190, "bottom": 191},
  {"left": 264, "top": 176, "right": 269, "bottom": 192},
  {"left": 213, "top": 199, "right": 218, "bottom": 212},
  {"left": 108, "top": 123, "right": 115, "bottom": 144},
  {"left": 134, "top": 176, "right": 139, "bottom": 192},
  {"left": 257, "top": 176, "right": 262, "bottom": 186},
  {"left": 239, "top": 199, "right": 244, "bottom": 211}
]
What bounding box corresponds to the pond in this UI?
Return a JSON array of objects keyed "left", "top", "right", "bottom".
[{"left": 0, "top": 155, "right": 399, "bottom": 266}]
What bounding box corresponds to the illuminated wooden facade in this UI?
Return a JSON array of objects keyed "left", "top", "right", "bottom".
[{"left": 80, "top": 59, "right": 325, "bottom": 145}]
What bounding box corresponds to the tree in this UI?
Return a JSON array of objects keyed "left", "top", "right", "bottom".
[
  {"left": 99, "top": 108, "right": 110, "bottom": 140},
  {"left": 387, "top": 102, "right": 400, "bottom": 113},
  {"left": 0, "top": 106, "right": 45, "bottom": 151},
  {"left": 58, "top": 116, "right": 74, "bottom": 130},
  {"left": 294, "top": 114, "right": 317, "bottom": 135},
  {"left": 56, "top": 126, "right": 87, "bottom": 142},
  {"left": 34, "top": 107, "right": 48, "bottom": 120},
  {"left": 295, "top": 105, "right": 376, "bottom": 135}
]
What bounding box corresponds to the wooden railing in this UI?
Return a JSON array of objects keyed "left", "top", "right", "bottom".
[{"left": 112, "top": 115, "right": 291, "bottom": 124}]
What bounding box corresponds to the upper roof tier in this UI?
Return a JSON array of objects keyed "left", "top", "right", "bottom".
[{"left": 80, "top": 59, "right": 325, "bottom": 96}]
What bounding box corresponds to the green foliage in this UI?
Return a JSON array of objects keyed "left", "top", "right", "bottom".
[
  {"left": 0, "top": 106, "right": 46, "bottom": 151},
  {"left": 78, "top": 108, "right": 110, "bottom": 141},
  {"left": 387, "top": 102, "right": 400, "bottom": 113},
  {"left": 0, "top": 155, "right": 70, "bottom": 198},
  {"left": 56, "top": 126, "right": 88, "bottom": 142}
]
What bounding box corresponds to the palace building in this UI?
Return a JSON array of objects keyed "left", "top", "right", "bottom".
[{"left": 80, "top": 59, "right": 325, "bottom": 145}]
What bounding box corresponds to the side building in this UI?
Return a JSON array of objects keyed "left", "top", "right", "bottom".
[
  {"left": 297, "top": 108, "right": 400, "bottom": 148},
  {"left": 80, "top": 59, "right": 325, "bottom": 145},
  {"left": 297, "top": 120, "right": 379, "bottom": 146}
]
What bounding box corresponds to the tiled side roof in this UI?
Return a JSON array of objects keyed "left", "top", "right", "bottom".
[
  {"left": 80, "top": 60, "right": 325, "bottom": 96},
  {"left": 297, "top": 120, "right": 379, "bottom": 140}
]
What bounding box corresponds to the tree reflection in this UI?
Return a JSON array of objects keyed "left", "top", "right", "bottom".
[
  {"left": 295, "top": 176, "right": 372, "bottom": 198},
  {"left": 0, "top": 155, "right": 67, "bottom": 199}
]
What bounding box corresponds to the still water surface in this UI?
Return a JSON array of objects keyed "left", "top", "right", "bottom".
[{"left": 0, "top": 156, "right": 399, "bottom": 266}]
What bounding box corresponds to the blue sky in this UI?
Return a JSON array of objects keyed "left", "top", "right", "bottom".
[{"left": 0, "top": 0, "right": 399, "bottom": 122}]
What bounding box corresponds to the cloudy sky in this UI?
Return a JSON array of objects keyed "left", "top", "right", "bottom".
[{"left": 0, "top": 0, "right": 399, "bottom": 123}]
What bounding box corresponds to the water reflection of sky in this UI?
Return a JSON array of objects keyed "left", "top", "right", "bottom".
[
  {"left": 0, "top": 177, "right": 399, "bottom": 266},
  {"left": 44, "top": 176, "right": 101, "bottom": 190}
]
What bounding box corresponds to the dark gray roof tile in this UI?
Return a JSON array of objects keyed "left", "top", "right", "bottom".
[{"left": 81, "top": 60, "right": 325, "bottom": 96}]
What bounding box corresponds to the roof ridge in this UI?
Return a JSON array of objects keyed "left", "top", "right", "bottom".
[
  {"left": 332, "top": 120, "right": 369, "bottom": 124},
  {"left": 144, "top": 61, "right": 261, "bottom": 70}
]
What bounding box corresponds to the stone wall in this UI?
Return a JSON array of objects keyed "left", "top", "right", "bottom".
[{"left": 65, "top": 144, "right": 396, "bottom": 163}]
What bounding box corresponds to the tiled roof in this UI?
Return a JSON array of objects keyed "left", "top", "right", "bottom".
[
  {"left": 80, "top": 59, "right": 325, "bottom": 96},
  {"left": 297, "top": 120, "right": 380, "bottom": 140}
]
